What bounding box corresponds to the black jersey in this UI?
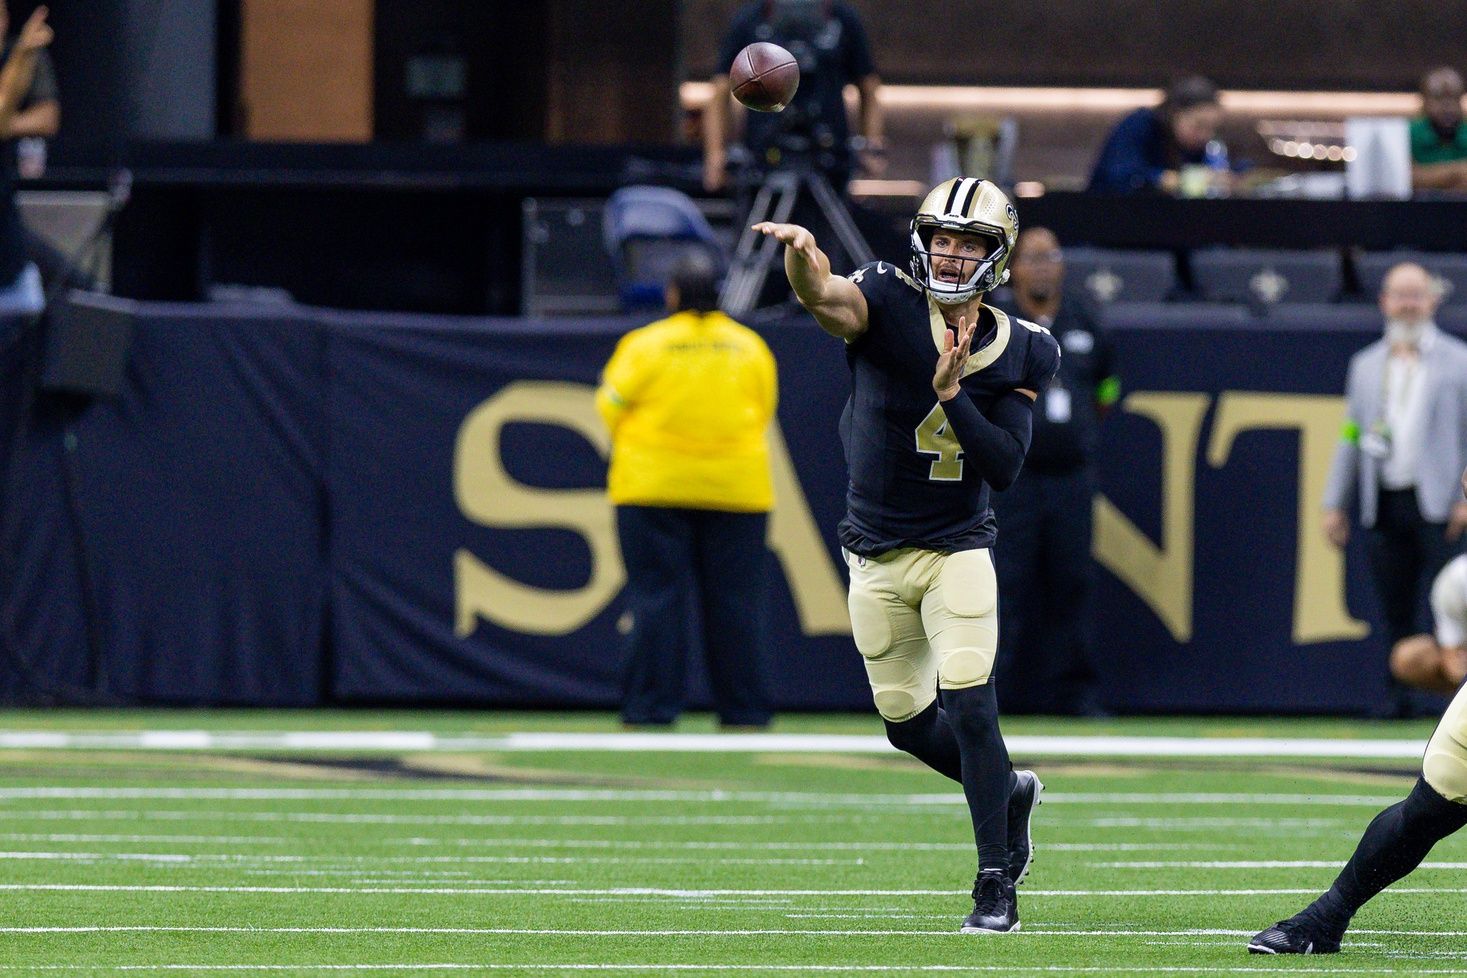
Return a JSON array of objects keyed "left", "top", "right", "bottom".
[{"left": 838, "top": 260, "right": 1062, "bottom": 556}]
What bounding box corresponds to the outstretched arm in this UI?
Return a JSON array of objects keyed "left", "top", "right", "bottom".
[{"left": 751, "top": 221, "right": 868, "bottom": 340}]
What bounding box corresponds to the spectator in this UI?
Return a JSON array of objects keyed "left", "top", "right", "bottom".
[
  {"left": 0, "top": 0, "right": 57, "bottom": 171},
  {"left": 1088, "top": 75, "right": 1228, "bottom": 195},
  {"left": 0, "top": 4, "right": 50, "bottom": 313},
  {"left": 1410, "top": 66, "right": 1467, "bottom": 192},
  {"left": 991, "top": 227, "right": 1118, "bottom": 716},
  {"left": 703, "top": 0, "right": 883, "bottom": 194},
  {"left": 595, "top": 252, "right": 778, "bottom": 729},
  {"left": 0, "top": 0, "right": 73, "bottom": 292},
  {"left": 1323, "top": 262, "right": 1467, "bottom": 717}
]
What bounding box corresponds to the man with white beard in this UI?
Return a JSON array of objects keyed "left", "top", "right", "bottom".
[{"left": 1323, "top": 262, "right": 1467, "bottom": 717}]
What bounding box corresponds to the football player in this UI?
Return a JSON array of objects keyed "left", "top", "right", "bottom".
[
  {"left": 753, "top": 177, "right": 1061, "bottom": 934},
  {"left": 1248, "top": 470, "right": 1467, "bottom": 954}
]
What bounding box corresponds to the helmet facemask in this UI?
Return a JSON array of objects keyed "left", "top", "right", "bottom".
[{"left": 909, "top": 221, "right": 1009, "bottom": 305}]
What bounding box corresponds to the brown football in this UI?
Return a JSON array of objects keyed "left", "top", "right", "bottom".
[{"left": 729, "top": 42, "right": 800, "bottom": 113}]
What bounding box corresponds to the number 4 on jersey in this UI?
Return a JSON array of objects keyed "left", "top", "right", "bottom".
[{"left": 915, "top": 403, "right": 963, "bottom": 481}]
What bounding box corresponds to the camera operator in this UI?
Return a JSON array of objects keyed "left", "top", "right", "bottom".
[{"left": 703, "top": 0, "right": 883, "bottom": 196}]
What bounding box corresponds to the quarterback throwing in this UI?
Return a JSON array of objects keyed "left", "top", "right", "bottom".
[{"left": 753, "top": 177, "right": 1060, "bottom": 933}]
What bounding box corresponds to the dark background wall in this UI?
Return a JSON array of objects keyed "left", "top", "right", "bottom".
[
  {"left": 372, "top": 0, "right": 679, "bottom": 145},
  {"left": 683, "top": 0, "right": 1458, "bottom": 90},
  {"left": 27, "top": 0, "right": 1461, "bottom": 165}
]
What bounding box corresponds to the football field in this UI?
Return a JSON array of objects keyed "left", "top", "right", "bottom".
[{"left": 0, "top": 710, "right": 1464, "bottom": 975}]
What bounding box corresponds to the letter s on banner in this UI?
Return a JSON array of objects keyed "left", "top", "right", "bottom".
[{"left": 452, "top": 381, "right": 623, "bottom": 637}]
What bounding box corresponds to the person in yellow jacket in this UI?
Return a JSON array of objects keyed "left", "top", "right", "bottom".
[{"left": 596, "top": 252, "right": 778, "bottom": 728}]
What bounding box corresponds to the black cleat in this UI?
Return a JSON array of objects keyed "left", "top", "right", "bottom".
[
  {"left": 1006, "top": 770, "right": 1043, "bottom": 885},
  {"left": 960, "top": 870, "right": 1019, "bottom": 934},
  {"left": 1247, "top": 914, "right": 1342, "bottom": 955}
]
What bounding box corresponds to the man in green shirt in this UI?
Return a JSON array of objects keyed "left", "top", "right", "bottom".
[{"left": 1411, "top": 66, "right": 1467, "bottom": 191}]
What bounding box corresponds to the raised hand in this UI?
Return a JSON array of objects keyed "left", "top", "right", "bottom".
[
  {"left": 17, "top": 7, "right": 52, "bottom": 52},
  {"left": 934, "top": 315, "right": 976, "bottom": 401},
  {"left": 752, "top": 222, "right": 817, "bottom": 263}
]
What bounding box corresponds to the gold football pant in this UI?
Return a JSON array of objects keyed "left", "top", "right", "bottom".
[
  {"left": 843, "top": 546, "right": 998, "bottom": 722},
  {"left": 1424, "top": 679, "right": 1467, "bottom": 803}
]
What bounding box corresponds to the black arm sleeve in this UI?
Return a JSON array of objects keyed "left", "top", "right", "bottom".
[{"left": 940, "top": 389, "right": 1034, "bottom": 492}]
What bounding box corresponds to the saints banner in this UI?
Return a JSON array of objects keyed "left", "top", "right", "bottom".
[{"left": 0, "top": 302, "right": 1406, "bottom": 712}]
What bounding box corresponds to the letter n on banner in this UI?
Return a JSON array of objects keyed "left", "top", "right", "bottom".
[{"left": 1092, "top": 392, "right": 1209, "bottom": 643}]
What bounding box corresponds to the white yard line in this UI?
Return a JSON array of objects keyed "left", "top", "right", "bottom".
[
  {"left": 0, "top": 787, "right": 1407, "bottom": 806},
  {"left": 0, "top": 882, "right": 1453, "bottom": 897},
  {"left": 1095, "top": 860, "right": 1467, "bottom": 869},
  {"left": 0, "top": 833, "right": 288, "bottom": 844},
  {"left": 1087, "top": 817, "right": 1350, "bottom": 827},
  {"left": 0, "top": 850, "right": 863, "bottom": 868},
  {"left": 0, "top": 729, "right": 1432, "bottom": 759},
  {"left": 1, "top": 965, "right": 1466, "bottom": 974},
  {"left": 403, "top": 838, "right": 1214, "bottom": 852},
  {"left": 18, "top": 926, "right": 1466, "bottom": 937},
  {"left": 0, "top": 926, "right": 1268, "bottom": 936},
  {"left": 0, "top": 809, "right": 824, "bottom": 827}
]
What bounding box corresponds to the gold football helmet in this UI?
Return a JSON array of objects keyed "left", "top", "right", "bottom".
[{"left": 909, "top": 178, "right": 1019, "bottom": 304}]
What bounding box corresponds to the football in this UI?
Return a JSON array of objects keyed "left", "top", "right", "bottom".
[{"left": 729, "top": 42, "right": 800, "bottom": 112}]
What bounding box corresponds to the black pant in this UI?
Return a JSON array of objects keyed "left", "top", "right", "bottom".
[
  {"left": 1368, "top": 488, "right": 1460, "bottom": 647},
  {"left": 615, "top": 505, "right": 771, "bottom": 726},
  {"left": 991, "top": 466, "right": 1100, "bottom": 714},
  {"left": 1367, "top": 488, "right": 1461, "bottom": 716}
]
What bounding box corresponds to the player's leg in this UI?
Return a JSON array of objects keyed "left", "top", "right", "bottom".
[
  {"left": 846, "top": 549, "right": 943, "bottom": 752},
  {"left": 1249, "top": 682, "right": 1467, "bottom": 954},
  {"left": 883, "top": 700, "right": 962, "bottom": 780},
  {"left": 615, "top": 505, "right": 695, "bottom": 726},
  {"left": 923, "top": 548, "right": 1022, "bottom": 932},
  {"left": 694, "top": 509, "right": 772, "bottom": 728}
]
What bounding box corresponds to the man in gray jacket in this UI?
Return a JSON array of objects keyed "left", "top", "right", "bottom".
[{"left": 1324, "top": 262, "right": 1467, "bottom": 715}]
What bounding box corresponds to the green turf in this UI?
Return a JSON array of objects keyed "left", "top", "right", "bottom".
[{"left": 0, "top": 711, "right": 1457, "bottom": 975}]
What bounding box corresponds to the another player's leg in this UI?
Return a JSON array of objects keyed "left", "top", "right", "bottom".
[
  {"left": 925, "top": 548, "right": 1020, "bottom": 933},
  {"left": 1249, "top": 685, "right": 1467, "bottom": 954}
]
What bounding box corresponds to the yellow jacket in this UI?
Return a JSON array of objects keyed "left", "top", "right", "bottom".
[{"left": 596, "top": 310, "right": 777, "bottom": 512}]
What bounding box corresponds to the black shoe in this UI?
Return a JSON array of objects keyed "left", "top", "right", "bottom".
[
  {"left": 960, "top": 870, "right": 1019, "bottom": 934},
  {"left": 1006, "top": 770, "right": 1043, "bottom": 885},
  {"left": 1247, "top": 913, "right": 1342, "bottom": 955}
]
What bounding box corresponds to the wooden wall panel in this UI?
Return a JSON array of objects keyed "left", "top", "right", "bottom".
[
  {"left": 241, "top": 0, "right": 374, "bottom": 141},
  {"left": 545, "top": 0, "right": 680, "bottom": 144},
  {"left": 682, "top": 0, "right": 1460, "bottom": 91}
]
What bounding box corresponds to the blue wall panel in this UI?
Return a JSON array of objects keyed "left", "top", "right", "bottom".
[{"left": 0, "top": 302, "right": 1416, "bottom": 713}]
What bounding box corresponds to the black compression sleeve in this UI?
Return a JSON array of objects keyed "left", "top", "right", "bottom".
[{"left": 939, "top": 389, "right": 1034, "bottom": 491}]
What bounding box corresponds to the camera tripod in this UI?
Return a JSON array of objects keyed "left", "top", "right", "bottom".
[{"left": 719, "top": 166, "right": 874, "bottom": 317}]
